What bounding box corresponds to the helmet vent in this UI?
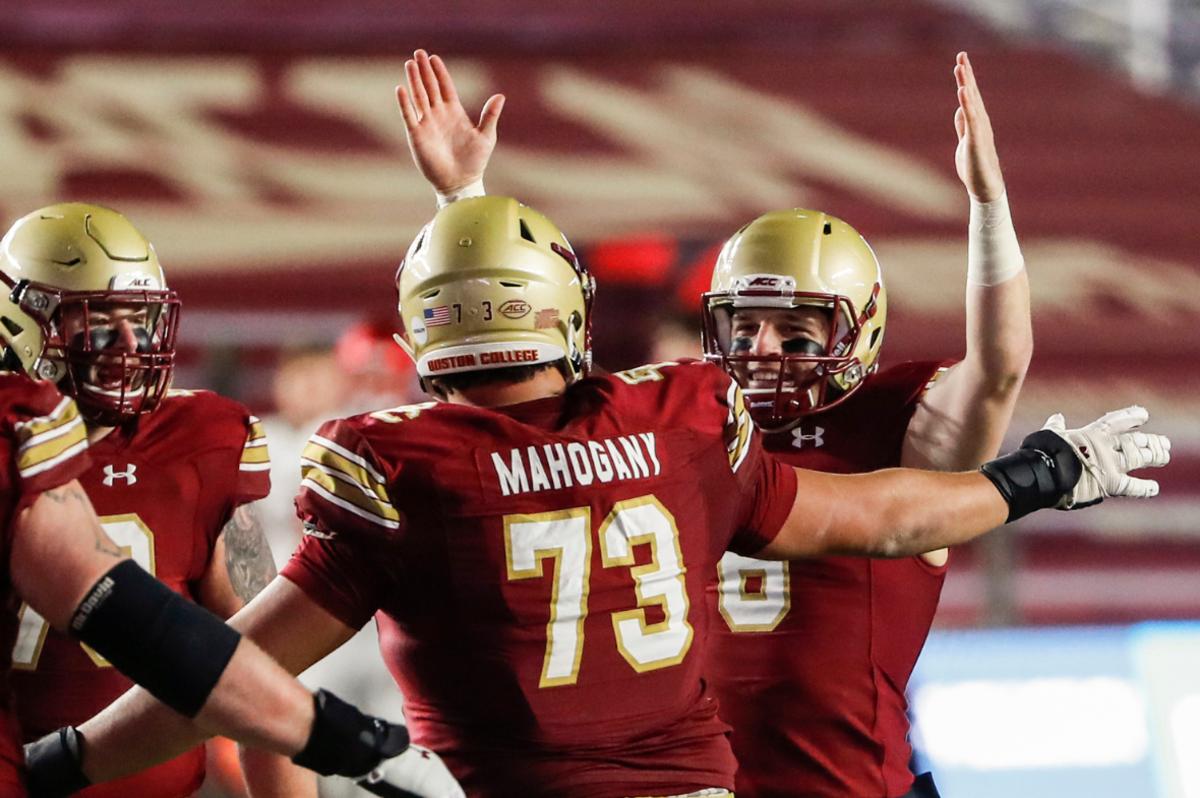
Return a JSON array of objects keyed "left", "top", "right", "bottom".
[
  {"left": 498, "top": 280, "right": 523, "bottom": 288},
  {"left": 869, "top": 327, "right": 882, "bottom": 348},
  {"left": 518, "top": 219, "right": 536, "bottom": 243},
  {"left": 823, "top": 222, "right": 832, "bottom": 235},
  {"left": 420, "top": 289, "right": 441, "bottom": 299}
]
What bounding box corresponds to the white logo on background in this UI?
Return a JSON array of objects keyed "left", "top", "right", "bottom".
[
  {"left": 102, "top": 464, "right": 138, "bottom": 486},
  {"left": 791, "top": 426, "right": 824, "bottom": 449}
]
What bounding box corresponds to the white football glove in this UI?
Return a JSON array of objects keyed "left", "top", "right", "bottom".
[
  {"left": 1043, "top": 405, "right": 1170, "bottom": 509},
  {"left": 356, "top": 744, "right": 465, "bottom": 798}
]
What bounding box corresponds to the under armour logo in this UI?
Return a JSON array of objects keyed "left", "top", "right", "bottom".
[
  {"left": 102, "top": 464, "right": 138, "bottom": 486},
  {"left": 791, "top": 426, "right": 825, "bottom": 449}
]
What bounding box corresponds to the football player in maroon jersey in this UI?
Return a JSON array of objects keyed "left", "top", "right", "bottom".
[
  {"left": 2, "top": 205, "right": 462, "bottom": 798},
  {"left": 700, "top": 52, "right": 1026, "bottom": 798},
  {"left": 0, "top": 203, "right": 314, "bottom": 798},
  {"left": 0, "top": 380, "right": 432, "bottom": 794},
  {"left": 400, "top": 49, "right": 1034, "bottom": 798},
  {"left": 51, "top": 190, "right": 1168, "bottom": 798}
]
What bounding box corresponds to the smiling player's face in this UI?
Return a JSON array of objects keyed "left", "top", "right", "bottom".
[
  {"left": 58, "top": 301, "right": 153, "bottom": 395},
  {"left": 727, "top": 306, "right": 831, "bottom": 391}
]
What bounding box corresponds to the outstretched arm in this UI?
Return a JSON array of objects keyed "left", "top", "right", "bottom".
[
  {"left": 761, "top": 407, "right": 1169, "bottom": 560},
  {"left": 397, "top": 48, "right": 504, "bottom": 200},
  {"left": 903, "top": 51, "right": 1032, "bottom": 473},
  {"left": 73, "top": 577, "right": 356, "bottom": 784}
]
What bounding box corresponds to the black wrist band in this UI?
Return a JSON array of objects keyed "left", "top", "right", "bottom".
[
  {"left": 980, "top": 429, "right": 1083, "bottom": 522},
  {"left": 292, "top": 689, "right": 410, "bottom": 777},
  {"left": 24, "top": 726, "right": 90, "bottom": 798}
]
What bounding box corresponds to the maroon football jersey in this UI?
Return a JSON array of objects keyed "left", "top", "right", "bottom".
[
  {"left": 707, "top": 361, "right": 950, "bottom": 798},
  {"left": 0, "top": 375, "right": 90, "bottom": 798},
  {"left": 281, "top": 360, "right": 797, "bottom": 798},
  {"left": 10, "top": 389, "right": 270, "bottom": 798}
]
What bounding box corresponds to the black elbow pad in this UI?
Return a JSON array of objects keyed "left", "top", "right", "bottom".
[{"left": 69, "top": 559, "right": 241, "bottom": 718}]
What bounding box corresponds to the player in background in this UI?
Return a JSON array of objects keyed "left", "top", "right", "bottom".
[
  {"left": 45, "top": 194, "right": 1168, "bottom": 798},
  {"left": 0, "top": 203, "right": 313, "bottom": 798},
  {"left": 698, "top": 53, "right": 1028, "bottom": 798},
  {"left": 2, "top": 207, "right": 462, "bottom": 798},
  {"left": 399, "top": 49, "right": 1031, "bottom": 797}
]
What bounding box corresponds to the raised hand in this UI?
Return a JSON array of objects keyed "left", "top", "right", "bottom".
[
  {"left": 396, "top": 49, "right": 504, "bottom": 195},
  {"left": 953, "top": 51, "right": 1005, "bottom": 202},
  {"left": 357, "top": 744, "right": 466, "bottom": 798},
  {"left": 1044, "top": 406, "right": 1171, "bottom": 509}
]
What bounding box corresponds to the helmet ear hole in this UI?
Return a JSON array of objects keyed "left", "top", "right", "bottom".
[
  {"left": 1, "top": 316, "right": 23, "bottom": 337},
  {"left": 0, "top": 348, "right": 22, "bottom": 373}
]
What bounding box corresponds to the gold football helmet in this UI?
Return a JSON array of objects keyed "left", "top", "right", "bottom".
[
  {"left": 702, "top": 209, "right": 886, "bottom": 428},
  {"left": 395, "top": 196, "right": 594, "bottom": 392},
  {"left": 0, "top": 203, "right": 180, "bottom": 425}
]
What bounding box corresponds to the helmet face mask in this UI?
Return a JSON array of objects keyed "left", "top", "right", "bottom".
[
  {"left": 23, "top": 286, "right": 180, "bottom": 426},
  {"left": 0, "top": 203, "right": 180, "bottom": 426},
  {"left": 702, "top": 210, "right": 887, "bottom": 431},
  {"left": 703, "top": 291, "right": 873, "bottom": 430}
]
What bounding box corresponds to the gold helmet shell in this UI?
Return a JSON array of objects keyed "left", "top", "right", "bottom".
[
  {"left": 395, "top": 196, "right": 594, "bottom": 389},
  {"left": 0, "top": 203, "right": 180, "bottom": 424},
  {"left": 701, "top": 209, "right": 886, "bottom": 427}
]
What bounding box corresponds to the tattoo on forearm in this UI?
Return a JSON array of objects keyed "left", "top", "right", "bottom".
[
  {"left": 222, "top": 502, "right": 277, "bottom": 603},
  {"left": 42, "top": 486, "right": 121, "bottom": 557}
]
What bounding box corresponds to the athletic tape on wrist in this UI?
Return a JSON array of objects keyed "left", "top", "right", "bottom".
[
  {"left": 69, "top": 559, "right": 241, "bottom": 718},
  {"left": 435, "top": 178, "right": 486, "bottom": 208},
  {"left": 967, "top": 191, "right": 1025, "bottom": 287}
]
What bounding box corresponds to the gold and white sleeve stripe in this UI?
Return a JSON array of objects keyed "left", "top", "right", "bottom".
[
  {"left": 14, "top": 397, "right": 88, "bottom": 479},
  {"left": 239, "top": 416, "right": 271, "bottom": 472},
  {"left": 725, "top": 381, "right": 753, "bottom": 473},
  {"left": 299, "top": 434, "right": 401, "bottom": 530}
]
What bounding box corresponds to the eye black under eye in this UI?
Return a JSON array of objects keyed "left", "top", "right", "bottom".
[{"left": 782, "top": 338, "right": 824, "bottom": 356}]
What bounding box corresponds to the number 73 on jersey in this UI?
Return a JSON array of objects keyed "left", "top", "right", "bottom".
[{"left": 505, "top": 494, "right": 695, "bottom": 688}]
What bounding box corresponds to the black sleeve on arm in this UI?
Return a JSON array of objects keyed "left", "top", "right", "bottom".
[{"left": 69, "top": 559, "right": 242, "bottom": 718}]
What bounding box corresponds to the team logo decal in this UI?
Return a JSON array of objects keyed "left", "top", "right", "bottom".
[
  {"left": 102, "top": 464, "right": 138, "bottom": 486},
  {"left": 791, "top": 426, "right": 824, "bottom": 449},
  {"left": 535, "top": 308, "right": 560, "bottom": 330},
  {"left": 499, "top": 299, "right": 531, "bottom": 319},
  {"left": 733, "top": 273, "right": 796, "bottom": 291}
]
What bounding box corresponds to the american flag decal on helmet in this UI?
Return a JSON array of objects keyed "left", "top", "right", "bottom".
[{"left": 424, "top": 306, "right": 452, "bottom": 326}]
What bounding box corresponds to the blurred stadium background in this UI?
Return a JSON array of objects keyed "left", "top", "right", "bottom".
[{"left": 3, "top": 1, "right": 1199, "bottom": 795}]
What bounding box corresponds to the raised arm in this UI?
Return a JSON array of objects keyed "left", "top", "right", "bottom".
[
  {"left": 397, "top": 48, "right": 504, "bottom": 200},
  {"left": 903, "top": 51, "right": 1032, "bottom": 472},
  {"left": 760, "top": 407, "right": 1169, "bottom": 560}
]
